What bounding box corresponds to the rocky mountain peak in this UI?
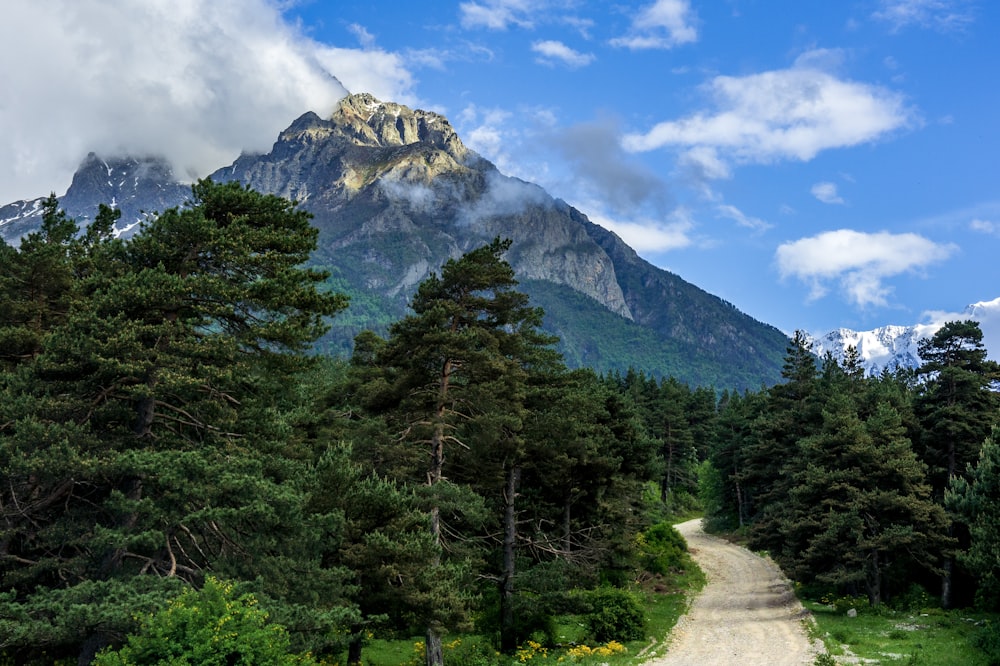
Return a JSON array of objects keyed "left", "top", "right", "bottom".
[
  {"left": 0, "top": 152, "right": 189, "bottom": 242},
  {"left": 59, "top": 153, "right": 189, "bottom": 235},
  {"left": 329, "top": 93, "right": 468, "bottom": 158}
]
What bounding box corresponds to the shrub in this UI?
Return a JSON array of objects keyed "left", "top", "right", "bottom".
[
  {"left": 974, "top": 620, "right": 1000, "bottom": 665},
  {"left": 891, "top": 584, "right": 933, "bottom": 612},
  {"left": 475, "top": 590, "right": 556, "bottom": 648},
  {"left": 94, "top": 577, "right": 316, "bottom": 666},
  {"left": 638, "top": 522, "right": 687, "bottom": 576},
  {"left": 584, "top": 588, "right": 645, "bottom": 643}
]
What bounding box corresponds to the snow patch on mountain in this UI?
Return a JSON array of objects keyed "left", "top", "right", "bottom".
[{"left": 810, "top": 297, "right": 1000, "bottom": 375}]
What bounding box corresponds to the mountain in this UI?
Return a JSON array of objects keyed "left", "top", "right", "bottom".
[
  {"left": 809, "top": 297, "right": 1000, "bottom": 375},
  {"left": 0, "top": 93, "right": 790, "bottom": 391},
  {"left": 0, "top": 153, "right": 190, "bottom": 242},
  {"left": 809, "top": 325, "right": 927, "bottom": 375}
]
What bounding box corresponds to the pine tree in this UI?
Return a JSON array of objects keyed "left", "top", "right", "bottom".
[
  {"left": 745, "top": 330, "right": 822, "bottom": 553},
  {"left": 785, "top": 392, "right": 947, "bottom": 605},
  {"left": 356, "top": 238, "right": 560, "bottom": 661},
  {"left": 914, "top": 320, "right": 1000, "bottom": 607},
  {"left": 948, "top": 428, "right": 1000, "bottom": 609},
  {"left": 0, "top": 181, "right": 349, "bottom": 661}
]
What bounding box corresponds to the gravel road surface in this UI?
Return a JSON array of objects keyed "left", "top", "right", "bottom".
[{"left": 646, "top": 518, "right": 824, "bottom": 665}]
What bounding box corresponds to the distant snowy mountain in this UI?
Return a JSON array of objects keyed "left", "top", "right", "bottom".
[
  {"left": 809, "top": 297, "right": 1000, "bottom": 375},
  {"left": 0, "top": 153, "right": 188, "bottom": 244}
]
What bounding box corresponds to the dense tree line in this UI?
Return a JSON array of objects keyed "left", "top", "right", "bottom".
[
  {"left": 0, "top": 187, "right": 700, "bottom": 665},
  {"left": 704, "top": 324, "right": 1000, "bottom": 613},
  {"left": 9, "top": 181, "right": 999, "bottom": 664}
]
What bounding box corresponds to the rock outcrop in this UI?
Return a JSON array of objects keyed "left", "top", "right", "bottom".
[{"left": 215, "top": 94, "right": 633, "bottom": 318}]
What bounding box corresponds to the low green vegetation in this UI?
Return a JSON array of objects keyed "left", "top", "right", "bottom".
[
  {"left": 804, "top": 596, "right": 995, "bottom": 665},
  {"left": 359, "top": 559, "right": 705, "bottom": 666}
]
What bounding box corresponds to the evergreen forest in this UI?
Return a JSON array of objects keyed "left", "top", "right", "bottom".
[{"left": 2, "top": 182, "right": 1000, "bottom": 664}]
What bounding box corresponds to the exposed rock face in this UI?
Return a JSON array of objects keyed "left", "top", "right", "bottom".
[
  {"left": 215, "top": 94, "right": 633, "bottom": 318},
  {"left": 0, "top": 197, "right": 49, "bottom": 244}
]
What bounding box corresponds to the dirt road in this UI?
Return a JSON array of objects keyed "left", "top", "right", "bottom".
[{"left": 646, "top": 518, "right": 823, "bottom": 666}]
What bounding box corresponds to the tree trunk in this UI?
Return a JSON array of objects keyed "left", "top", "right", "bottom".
[
  {"left": 422, "top": 359, "right": 452, "bottom": 666},
  {"left": 941, "top": 555, "right": 954, "bottom": 609},
  {"left": 425, "top": 627, "right": 443, "bottom": 666},
  {"left": 562, "top": 495, "right": 572, "bottom": 554},
  {"left": 500, "top": 463, "right": 521, "bottom": 653},
  {"left": 78, "top": 633, "right": 109, "bottom": 666},
  {"left": 347, "top": 632, "right": 363, "bottom": 666},
  {"left": 866, "top": 549, "right": 882, "bottom": 607}
]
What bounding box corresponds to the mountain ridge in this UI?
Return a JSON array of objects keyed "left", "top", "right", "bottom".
[
  {"left": 0, "top": 93, "right": 791, "bottom": 391},
  {"left": 807, "top": 296, "right": 1000, "bottom": 375}
]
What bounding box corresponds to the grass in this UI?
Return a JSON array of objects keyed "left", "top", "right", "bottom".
[{"left": 803, "top": 599, "right": 995, "bottom": 665}]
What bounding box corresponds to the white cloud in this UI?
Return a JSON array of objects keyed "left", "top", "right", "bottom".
[
  {"left": 622, "top": 50, "right": 915, "bottom": 174},
  {"left": 811, "top": 181, "right": 846, "bottom": 204},
  {"left": 610, "top": 0, "right": 699, "bottom": 50},
  {"left": 459, "top": 0, "right": 539, "bottom": 30},
  {"left": 0, "top": 0, "right": 361, "bottom": 204},
  {"left": 716, "top": 204, "right": 771, "bottom": 231},
  {"left": 314, "top": 46, "right": 418, "bottom": 105},
  {"left": 873, "top": 0, "right": 977, "bottom": 33},
  {"left": 679, "top": 146, "right": 732, "bottom": 179},
  {"left": 348, "top": 23, "right": 377, "bottom": 49},
  {"left": 776, "top": 229, "right": 957, "bottom": 307},
  {"left": 970, "top": 218, "right": 998, "bottom": 234},
  {"left": 459, "top": 106, "right": 516, "bottom": 167},
  {"left": 531, "top": 40, "right": 595, "bottom": 68},
  {"left": 921, "top": 296, "right": 1000, "bottom": 361},
  {"left": 589, "top": 207, "right": 695, "bottom": 253}
]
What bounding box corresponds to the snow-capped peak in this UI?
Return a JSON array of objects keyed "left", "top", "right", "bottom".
[{"left": 809, "top": 298, "right": 1000, "bottom": 375}]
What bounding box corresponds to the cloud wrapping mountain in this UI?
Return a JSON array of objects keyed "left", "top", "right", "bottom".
[{"left": 0, "top": 0, "right": 349, "bottom": 203}]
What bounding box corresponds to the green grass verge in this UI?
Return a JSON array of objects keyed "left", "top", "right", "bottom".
[{"left": 804, "top": 599, "right": 995, "bottom": 665}]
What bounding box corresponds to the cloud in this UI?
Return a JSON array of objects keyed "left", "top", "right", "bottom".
[
  {"left": 458, "top": 171, "right": 553, "bottom": 225},
  {"left": 679, "top": 146, "right": 732, "bottom": 180},
  {"left": 610, "top": 0, "right": 699, "bottom": 49},
  {"left": 314, "top": 45, "right": 418, "bottom": 105},
  {"left": 457, "top": 107, "right": 684, "bottom": 253},
  {"left": 589, "top": 207, "right": 695, "bottom": 253},
  {"left": 622, "top": 50, "right": 915, "bottom": 174},
  {"left": 920, "top": 296, "right": 1000, "bottom": 361},
  {"left": 0, "top": 0, "right": 361, "bottom": 204},
  {"left": 811, "top": 182, "right": 846, "bottom": 204},
  {"left": 348, "top": 23, "right": 377, "bottom": 49},
  {"left": 459, "top": 105, "right": 519, "bottom": 172},
  {"left": 378, "top": 176, "right": 438, "bottom": 213},
  {"left": 545, "top": 119, "right": 671, "bottom": 218},
  {"left": 716, "top": 204, "right": 771, "bottom": 231},
  {"left": 459, "top": 0, "right": 540, "bottom": 30},
  {"left": 776, "top": 229, "right": 957, "bottom": 307},
  {"left": 970, "top": 218, "right": 998, "bottom": 234},
  {"left": 531, "top": 40, "right": 595, "bottom": 68},
  {"left": 873, "top": 0, "right": 977, "bottom": 33}
]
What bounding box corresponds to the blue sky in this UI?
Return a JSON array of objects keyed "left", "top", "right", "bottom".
[{"left": 3, "top": 0, "right": 998, "bottom": 340}]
